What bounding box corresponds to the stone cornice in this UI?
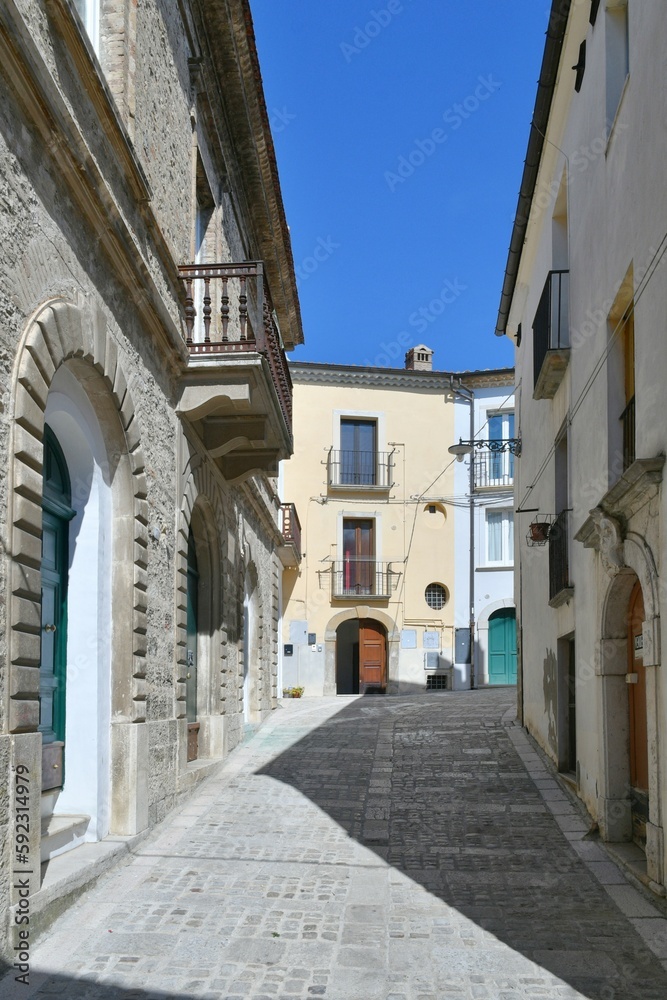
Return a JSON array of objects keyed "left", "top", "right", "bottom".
[
  {"left": 575, "top": 456, "right": 665, "bottom": 547},
  {"left": 289, "top": 362, "right": 514, "bottom": 391}
]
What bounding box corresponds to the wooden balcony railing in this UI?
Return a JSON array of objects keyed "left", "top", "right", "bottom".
[
  {"left": 331, "top": 558, "right": 396, "bottom": 599},
  {"left": 621, "top": 395, "right": 635, "bottom": 472},
  {"left": 280, "top": 503, "right": 302, "bottom": 561},
  {"left": 178, "top": 261, "right": 292, "bottom": 430},
  {"left": 549, "top": 509, "right": 572, "bottom": 603},
  {"left": 327, "top": 449, "right": 393, "bottom": 488}
]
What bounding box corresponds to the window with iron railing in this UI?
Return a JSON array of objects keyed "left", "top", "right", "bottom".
[
  {"left": 533, "top": 270, "right": 570, "bottom": 398},
  {"left": 328, "top": 419, "right": 393, "bottom": 488},
  {"left": 549, "top": 510, "right": 572, "bottom": 602}
]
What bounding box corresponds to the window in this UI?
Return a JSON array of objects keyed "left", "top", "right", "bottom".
[
  {"left": 425, "top": 583, "right": 448, "bottom": 610},
  {"left": 486, "top": 510, "right": 514, "bottom": 565},
  {"left": 342, "top": 518, "right": 375, "bottom": 594},
  {"left": 340, "top": 419, "right": 377, "bottom": 485},
  {"left": 606, "top": 1, "right": 629, "bottom": 126},
  {"left": 488, "top": 411, "right": 515, "bottom": 484},
  {"left": 73, "top": 0, "right": 100, "bottom": 54}
]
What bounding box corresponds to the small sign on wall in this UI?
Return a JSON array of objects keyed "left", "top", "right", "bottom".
[
  {"left": 634, "top": 633, "right": 644, "bottom": 659},
  {"left": 284, "top": 644, "right": 294, "bottom": 657}
]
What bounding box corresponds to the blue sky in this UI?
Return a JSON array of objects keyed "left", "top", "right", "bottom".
[{"left": 251, "top": 0, "right": 549, "bottom": 373}]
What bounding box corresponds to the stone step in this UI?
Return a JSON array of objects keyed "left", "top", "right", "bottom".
[{"left": 40, "top": 814, "right": 90, "bottom": 863}]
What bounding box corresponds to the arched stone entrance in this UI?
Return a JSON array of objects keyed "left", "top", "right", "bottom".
[
  {"left": 335, "top": 619, "right": 387, "bottom": 694},
  {"left": 324, "top": 608, "right": 399, "bottom": 695},
  {"left": 598, "top": 531, "right": 663, "bottom": 889}
]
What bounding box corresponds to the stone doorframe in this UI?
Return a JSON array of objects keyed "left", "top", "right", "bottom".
[
  {"left": 6, "top": 299, "right": 150, "bottom": 876},
  {"left": 323, "top": 607, "right": 400, "bottom": 695},
  {"left": 596, "top": 525, "right": 663, "bottom": 890}
]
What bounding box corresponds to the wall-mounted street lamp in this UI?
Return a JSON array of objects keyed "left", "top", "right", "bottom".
[{"left": 447, "top": 438, "right": 522, "bottom": 462}]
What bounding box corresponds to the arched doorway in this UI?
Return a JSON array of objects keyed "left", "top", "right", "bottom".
[
  {"left": 628, "top": 579, "right": 649, "bottom": 848},
  {"left": 488, "top": 608, "right": 517, "bottom": 685},
  {"left": 243, "top": 564, "right": 261, "bottom": 724},
  {"left": 336, "top": 618, "right": 387, "bottom": 694},
  {"left": 186, "top": 529, "right": 200, "bottom": 761}
]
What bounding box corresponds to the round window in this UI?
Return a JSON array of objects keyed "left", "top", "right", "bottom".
[{"left": 425, "top": 583, "right": 448, "bottom": 610}]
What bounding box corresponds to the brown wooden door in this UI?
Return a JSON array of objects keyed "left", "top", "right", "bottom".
[
  {"left": 359, "top": 619, "right": 386, "bottom": 693},
  {"left": 628, "top": 581, "right": 648, "bottom": 791}
]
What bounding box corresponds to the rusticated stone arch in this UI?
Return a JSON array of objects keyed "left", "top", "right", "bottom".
[{"left": 6, "top": 297, "right": 149, "bottom": 735}]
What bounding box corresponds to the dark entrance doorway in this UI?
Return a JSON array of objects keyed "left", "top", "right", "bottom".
[
  {"left": 335, "top": 619, "right": 387, "bottom": 694},
  {"left": 628, "top": 580, "right": 648, "bottom": 848},
  {"left": 186, "top": 529, "right": 199, "bottom": 761}
]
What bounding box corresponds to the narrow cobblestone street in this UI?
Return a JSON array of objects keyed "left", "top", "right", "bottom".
[{"left": 4, "top": 690, "right": 667, "bottom": 1000}]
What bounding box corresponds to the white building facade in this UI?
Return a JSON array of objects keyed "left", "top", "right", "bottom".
[
  {"left": 453, "top": 384, "right": 517, "bottom": 690},
  {"left": 497, "top": 0, "right": 667, "bottom": 892}
]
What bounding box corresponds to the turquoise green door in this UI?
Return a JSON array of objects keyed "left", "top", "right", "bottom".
[
  {"left": 40, "top": 429, "right": 74, "bottom": 789},
  {"left": 488, "top": 608, "right": 517, "bottom": 685}
]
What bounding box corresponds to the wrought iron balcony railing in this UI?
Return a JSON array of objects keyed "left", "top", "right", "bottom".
[
  {"left": 621, "top": 395, "right": 635, "bottom": 472},
  {"left": 279, "top": 502, "right": 302, "bottom": 562},
  {"left": 533, "top": 269, "right": 570, "bottom": 399},
  {"left": 473, "top": 452, "right": 514, "bottom": 489},
  {"left": 331, "top": 558, "right": 396, "bottom": 599},
  {"left": 178, "top": 261, "right": 292, "bottom": 430},
  {"left": 549, "top": 509, "right": 572, "bottom": 604},
  {"left": 327, "top": 449, "right": 393, "bottom": 488}
]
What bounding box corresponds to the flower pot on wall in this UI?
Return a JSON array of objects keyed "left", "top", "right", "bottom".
[{"left": 528, "top": 521, "right": 551, "bottom": 543}]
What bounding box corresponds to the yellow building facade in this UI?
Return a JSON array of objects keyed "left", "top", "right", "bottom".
[{"left": 280, "top": 351, "right": 514, "bottom": 695}]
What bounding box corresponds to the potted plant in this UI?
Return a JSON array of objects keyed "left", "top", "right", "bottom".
[
  {"left": 528, "top": 521, "right": 551, "bottom": 543},
  {"left": 282, "top": 686, "right": 305, "bottom": 699}
]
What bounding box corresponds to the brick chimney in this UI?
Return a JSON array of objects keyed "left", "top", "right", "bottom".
[{"left": 405, "top": 345, "right": 434, "bottom": 371}]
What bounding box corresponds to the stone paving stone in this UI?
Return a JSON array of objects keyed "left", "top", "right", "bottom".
[{"left": 2, "top": 691, "right": 667, "bottom": 999}]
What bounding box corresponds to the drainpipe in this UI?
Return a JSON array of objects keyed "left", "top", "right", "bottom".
[{"left": 449, "top": 377, "right": 476, "bottom": 689}]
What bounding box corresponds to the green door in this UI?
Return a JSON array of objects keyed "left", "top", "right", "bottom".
[
  {"left": 186, "top": 530, "right": 199, "bottom": 761},
  {"left": 488, "top": 608, "right": 517, "bottom": 685},
  {"left": 40, "top": 429, "right": 74, "bottom": 789}
]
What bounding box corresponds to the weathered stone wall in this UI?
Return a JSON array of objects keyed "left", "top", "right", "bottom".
[{"left": 0, "top": 0, "right": 284, "bottom": 958}]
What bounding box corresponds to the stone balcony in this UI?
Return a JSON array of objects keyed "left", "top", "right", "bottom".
[{"left": 177, "top": 262, "right": 293, "bottom": 482}]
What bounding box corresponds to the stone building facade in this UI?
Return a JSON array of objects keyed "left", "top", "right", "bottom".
[
  {"left": 0, "top": 0, "right": 302, "bottom": 955},
  {"left": 497, "top": 0, "right": 667, "bottom": 892}
]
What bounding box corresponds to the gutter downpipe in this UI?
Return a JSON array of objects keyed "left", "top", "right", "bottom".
[
  {"left": 450, "top": 377, "right": 476, "bottom": 688},
  {"left": 494, "top": 0, "right": 572, "bottom": 338}
]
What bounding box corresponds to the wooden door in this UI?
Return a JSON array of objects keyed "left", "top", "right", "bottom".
[
  {"left": 343, "top": 519, "right": 374, "bottom": 595},
  {"left": 628, "top": 581, "right": 648, "bottom": 791},
  {"left": 359, "top": 619, "right": 386, "bottom": 693}
]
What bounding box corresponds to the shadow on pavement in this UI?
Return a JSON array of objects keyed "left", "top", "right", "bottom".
[{"left": 257, "top": 689, "right": 667, "bottom": 1000}]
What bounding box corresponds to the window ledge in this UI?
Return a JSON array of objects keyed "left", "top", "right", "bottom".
[
  {"left": 549, "top": 586, "right": 574, "bottom": 609},
  {"left": 477, "top": 564, "right": 514, "bottom": 572}
]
